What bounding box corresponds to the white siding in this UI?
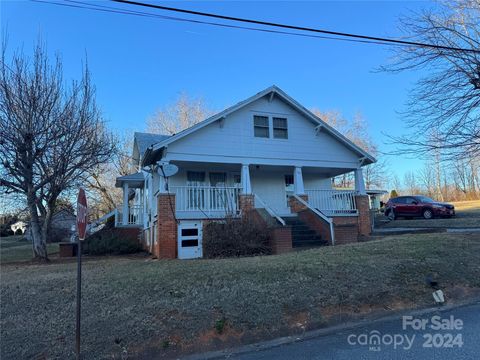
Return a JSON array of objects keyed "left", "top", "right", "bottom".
[{"left": 165, "top": 96, "right": 359, "bottom": 169}]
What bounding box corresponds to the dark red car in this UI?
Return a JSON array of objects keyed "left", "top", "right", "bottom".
[{"left": 384, "top": 196, "right": 455, "bottom": 220}]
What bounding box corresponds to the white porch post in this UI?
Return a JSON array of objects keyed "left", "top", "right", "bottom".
[
  {"left": 241, "top": 164, "right": 252, "bottom": 194},
  {"left": 354, "top": 168, "right": 366, "bottom": 195},
  {"left": 293, "top": 166, "right": 305, "bottom": 195},
  {"left": 122, "top": 182, "right": 129, "bottom": 224},
  {"left": 159, "top": 175, "right": 168, "bottom": 193}
]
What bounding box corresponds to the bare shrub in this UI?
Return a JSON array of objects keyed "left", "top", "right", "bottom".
[{"left": 203, "top": 217, "right": 271, "bottom": 258}]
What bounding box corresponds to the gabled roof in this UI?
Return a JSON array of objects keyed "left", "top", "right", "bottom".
[
  {"left": 142, "top": 85, "right": 376, "bottom": 166},
  {"left": 134, "top": 132, "right": 171, "bottom": 159}
]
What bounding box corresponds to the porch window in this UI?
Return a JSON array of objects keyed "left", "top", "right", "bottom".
[
  {"left": 187, "top": 171, "right": 205, "bottom": 184},
  {"left": 253, "top": 115, "right": 269, "bottom": 138},
  {"left": 187, "top": 171, "right": 206, "bottom": 209},
  {"left": 273, "top": 117, "right": 288, "bottom": 139},
  {"left": 209, "top": 172, "right": 226, "bottom": 187},
  {"left": 209, "top": 172, "right": 227, "bottom": 210}
]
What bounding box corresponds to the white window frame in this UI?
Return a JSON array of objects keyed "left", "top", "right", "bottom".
[{"left": 252, "top": 114, "right": 288, "bottom": 140}]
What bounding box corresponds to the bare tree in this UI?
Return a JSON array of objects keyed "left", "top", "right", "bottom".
[
  {"left": 0, "top": 42, "right": 115, "bottom": 261},
  {"left": 85, "top": 134, "right": 133, "bottom": 218},
  {"left": 312, "top": 109, "right": 389, "bottom": 189},
  {"left": 147, "top": 93, "right": 212, "bottom": 135},
  {"left": 383, "top": 0, "right": 480, "bottom": 160},
  {"left": 403, "top": 171, "right": 419, "bottom": 194}
]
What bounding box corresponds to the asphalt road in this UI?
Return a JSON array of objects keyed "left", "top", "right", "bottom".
[{"left": 228, "top": 303, "right": 480, "bottom": 360}]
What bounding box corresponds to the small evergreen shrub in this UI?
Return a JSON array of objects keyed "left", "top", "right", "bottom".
[
  {"left": 83, "top": 229, "right": 141, "bottom": 255},
  {"left": 203, "top": 217, "right": 271, "bottom": 258}
]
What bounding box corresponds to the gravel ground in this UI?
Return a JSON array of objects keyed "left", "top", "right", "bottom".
[{"left": 1, "top": 233, "right": 480, "bottom": 359}]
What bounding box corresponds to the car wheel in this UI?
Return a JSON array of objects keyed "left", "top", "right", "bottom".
[
  {"left": 423, "top": 209, "right": 433, "bottom": 219},
  {"left": 387, "top": 210, "right": 396, "bottom": 221}
]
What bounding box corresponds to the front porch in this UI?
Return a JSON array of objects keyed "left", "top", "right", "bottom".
[{"left": 115, "top": 161, "right": 367, "bottom": 225}]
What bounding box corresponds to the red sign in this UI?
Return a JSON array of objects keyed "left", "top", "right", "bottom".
[{"left": 76, "top": 188, "right": 88, "bottom": 240}]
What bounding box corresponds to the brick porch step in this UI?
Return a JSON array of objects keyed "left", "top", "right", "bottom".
[{"left": 283, "top": 216, "right": 328, "bottom": 248}]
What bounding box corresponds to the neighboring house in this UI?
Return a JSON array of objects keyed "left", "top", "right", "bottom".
[
  {"left": 10, "top": 221, "right": 27, "bottom": 234},
  {"left": 25, "top": 209, "right": 76, "bottom": 242},
  {"left": 114, "top": 86, "right": 376, "bottom": 259}
]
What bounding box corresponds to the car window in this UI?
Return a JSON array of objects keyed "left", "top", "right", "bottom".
[
  {"left": 406, "top": 198, "right": 417, "bottom": 204},
  {"left": 393, "top": 197, "right": 406, "bottom": 204}
]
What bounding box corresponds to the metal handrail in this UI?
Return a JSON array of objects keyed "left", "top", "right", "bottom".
[
  {"left": 254, "top": 194, "right": 286, "bottom": 226},
  {"left": 292, "top": 194, "right": 335, "bottom": 246}
]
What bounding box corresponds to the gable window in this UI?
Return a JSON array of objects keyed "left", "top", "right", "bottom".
[
  {"left": 253, "top": 115, "right": 269, "bottom": 138},
  {"left": 273, "top": 117, "right": 288, "bottom": 139}
]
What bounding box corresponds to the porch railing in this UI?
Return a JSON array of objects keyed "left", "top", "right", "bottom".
[
  {"left": 305, "top": 189, "right": 358, "bottom": 216},
  {"left": 115, "top": 205, "right": 143, "bottom": 226},
  {"left": 170, "top": 186, "right": 241, "bottom": 215}
]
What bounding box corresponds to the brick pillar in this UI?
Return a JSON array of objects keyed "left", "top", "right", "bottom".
[
  {"left": 239, "top": 194, "right": 255, "bottom": 215},
  {"left": 355, "top": 195, "right": 371, "bottom": 237},
  {"left": 155, "top": 193, "right": 177, "bottom": 259},
  {"left": 288, "top": 194, "right": 308, "bottom": 213}
]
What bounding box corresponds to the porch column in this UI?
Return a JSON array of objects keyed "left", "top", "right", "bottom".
[
  {"left": 122, "top": 182, "right": 129, "bottom": 224},
  {"left": 157, "top": 161, "right": 169, "bottom": 193},
  {"left": 241, "top": 164, "right": 252, "bottom": 194},
  {"left": 293, "top": 166, "right": 305, "bottom": 195},
  {"left": 354, "top": 168, "right": 366, "bottom": 195},
  {"left": 159, "top": 175, "right": 168, "bottom": 193}
]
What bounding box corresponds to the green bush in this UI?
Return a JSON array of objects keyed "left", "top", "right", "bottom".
[
  {"left": 83, "top": 229, "right": 141, "bottom": 255},
  {"left": 0, "top": 226, "right": 14, "bottom": 237},
  {"left": 203, "top": 217, "right": 271, "bottom": 258}
]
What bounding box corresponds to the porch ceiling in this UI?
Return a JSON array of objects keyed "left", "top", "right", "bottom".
[{"left": 170, "top": 161, "right": 354, "bottom": 177}]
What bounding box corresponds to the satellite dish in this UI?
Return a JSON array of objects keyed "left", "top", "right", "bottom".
[{"left": 159, "top": 163, "right": 179, "bottom": 177}]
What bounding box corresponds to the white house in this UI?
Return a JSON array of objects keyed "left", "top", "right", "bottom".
[{"left": 114, "top": 86, "right": 375, "bottom": 259}]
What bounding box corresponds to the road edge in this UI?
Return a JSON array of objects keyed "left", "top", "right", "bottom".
[{"left": 182, "top": 298, "right": 480, "bottom": 360}]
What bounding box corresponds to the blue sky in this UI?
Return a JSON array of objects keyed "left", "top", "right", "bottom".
[{"left": 2, "top": 0, "right": 432, "bottom": 185}]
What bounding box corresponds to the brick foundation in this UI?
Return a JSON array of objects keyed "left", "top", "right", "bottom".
[
  {"left": 331, "top": 216, "right": 359, "bottom": 245},
  {"left": 248, "top": 208, "right": 292, "bottom": 255},
  {"left": 155, "top": 193, "right": 177, "bottom": 259},
  {"left": 355, "top": 195, "right": 372, "bottom": 237},
  {"left": 288, "top": 194, "right": 308, "bottom": 213},
  {"left": 269, "top": 226, "right": 292, "bottom": 254}
]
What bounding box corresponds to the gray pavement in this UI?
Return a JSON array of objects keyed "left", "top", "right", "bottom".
[{"left": 224, "top": 302, "right": 480, "bottom": 360}]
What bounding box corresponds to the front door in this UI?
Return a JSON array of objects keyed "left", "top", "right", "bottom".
[
  {"left": 285, "top": 175, "right": 294, "bottom": 209},
  {"left": 178, "top": 221, "right": 203, "bottom": 259}
]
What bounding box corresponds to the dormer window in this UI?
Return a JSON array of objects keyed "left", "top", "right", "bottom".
[
  {"left": 273, "top": 117, "right": 288, "bottom": 139},
  {"left": 253, "top": 115, "right": 269, "bottom": 138}
]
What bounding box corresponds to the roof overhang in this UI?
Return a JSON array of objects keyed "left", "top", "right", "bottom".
[{"left": 115, "top": 172, "right": 145, "bottom": 188}]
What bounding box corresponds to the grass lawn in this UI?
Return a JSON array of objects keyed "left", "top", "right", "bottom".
[
  {"left": 1, "top": 232, "right": 480, "bottom": 359},
  {"left": 378, "top": 200, "right": 480, "bottom": 229},
  {"left": 0, "top": 236, "right": 58, "bottom": 264}
]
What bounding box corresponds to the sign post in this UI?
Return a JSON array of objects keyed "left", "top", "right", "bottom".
[{"left": 76, "top": 188, "right": 88, "bottom": 360}]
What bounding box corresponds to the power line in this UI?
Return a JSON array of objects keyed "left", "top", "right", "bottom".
[
  {"left": 31, "top": 0, "right": 396, "bottom": 47},
  {"left": 112, "top": 0, "right": 479, "bottom": 53}
]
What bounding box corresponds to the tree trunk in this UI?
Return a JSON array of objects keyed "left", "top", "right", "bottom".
[{"left": 27, "top": 197, "right": 48, "bottom": 261}]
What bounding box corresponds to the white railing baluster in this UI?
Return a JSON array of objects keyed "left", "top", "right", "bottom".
[
  {"left": 305, "top": 189, "right": 358, "bottom": 216},
  {"left": 170, "top": 186, "right": 240, "bottom": 215}
]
